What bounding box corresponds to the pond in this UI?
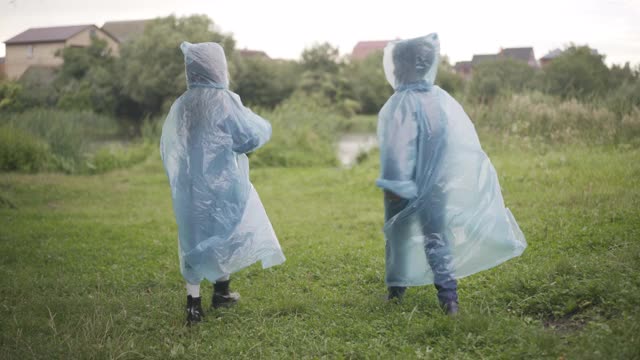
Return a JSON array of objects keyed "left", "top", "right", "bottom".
[{"left": 337, "top": 133, "right": 377, "bottom": 167}]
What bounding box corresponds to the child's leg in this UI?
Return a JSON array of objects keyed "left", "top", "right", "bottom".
[
  {"left": 421, "top": 212, "right": 458, "bottom": 307},
  {"left": 384, "top": 192, "right": 410, "bottom": 298},
  {"left": 186, "top": 282, "right": 201, "bottom": 298}
]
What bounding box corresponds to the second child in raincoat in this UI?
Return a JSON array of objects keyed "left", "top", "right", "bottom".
[{"left": 376, "top": 33, "right": 527, "bottom": 314}]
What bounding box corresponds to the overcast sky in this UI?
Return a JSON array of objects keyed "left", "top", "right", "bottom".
[{"left": 1, "top": 0, "right": 639, "bottom": 65}]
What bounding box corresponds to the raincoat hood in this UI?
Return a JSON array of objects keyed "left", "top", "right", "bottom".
[
  {"left": 181, "top": 41, "right": 229, "bottom": 89},
  {"left": 383, "top": 33, "right": 440, "bottom": 90}
]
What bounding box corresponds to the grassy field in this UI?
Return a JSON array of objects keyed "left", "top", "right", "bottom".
[{"left": 1, "top": 138, "right": 639, "bottom": 359}]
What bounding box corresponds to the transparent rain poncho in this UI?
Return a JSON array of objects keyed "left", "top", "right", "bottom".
[
  {"left": 160, "top": 42, "right": 285, "bottom": 284},
  {"left": 377, "top": 33, "right": 527, "bottom": 287}
]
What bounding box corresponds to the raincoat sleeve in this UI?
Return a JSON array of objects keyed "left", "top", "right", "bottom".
[
  {"left": 376, "top": 102, "right": 418, "bottom": 199},
  {"left": 226, "top": 93, "right": 272, "bottom": 154}
]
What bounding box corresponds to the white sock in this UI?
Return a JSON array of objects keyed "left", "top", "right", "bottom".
[{"left": 186, "top": 283, "right": 200, "bottom": 298}]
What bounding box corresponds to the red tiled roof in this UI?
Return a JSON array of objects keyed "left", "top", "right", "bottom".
[
  {"left": 5, "top": 25, "right": 95, "bottom": 44},
  {"left": 351, "top": 40, "right": 391, "bottom": 60}
]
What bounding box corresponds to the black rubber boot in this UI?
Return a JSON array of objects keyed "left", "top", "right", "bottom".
[
  {"left": 186, "top": 295, "right": 204, "bottom": 325},
  {"left": 441, "top": 300, "right": 459, "bottom": 316},
  {"left": 212, "top": 280, "right": 240, "bottom": 309},
  {"left": 387, "top": 286, "right": 406, "bottom": 301}
]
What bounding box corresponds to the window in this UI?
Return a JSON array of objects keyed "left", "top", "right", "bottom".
[
  {"left": 90, "top": 29, "right": 97, "bottom": 38},
  {"left": 27, "top": 45, "right": 33, "bottom": 58}
]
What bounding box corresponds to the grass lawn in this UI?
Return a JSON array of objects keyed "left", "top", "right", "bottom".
[{"left": 1, "top": 140, "right": 639, "bottom": 359}]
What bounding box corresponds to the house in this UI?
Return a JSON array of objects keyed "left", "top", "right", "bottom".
[
  {"left": 351, "top": 40, "right": 391, "bottom": 60},
  {"left": 101, "top": 19, "right": 150, "bottom": 43},
  {"left": 539, "top": 48, "right": 563, "bottom": 67},
  {"left": 453, "top": 61, "right": 472, "bottom": 80},
  {"left": 237, "top": 49, "right": 270, "bottom": 59},
  {"left": 0, "top": 57, "right": 5, "bottom": 77},
  {"left": 3, "top": 24, "right": 119, "bottom": 79},
  {"left": 471, "top": 54, "right": 500, "bottom": 66},
  {"left": 499, "top": 47, "right": 538, "bottom": 68},
  {"left": 454, "top": 47, "right": 538, "bottom": 78}
]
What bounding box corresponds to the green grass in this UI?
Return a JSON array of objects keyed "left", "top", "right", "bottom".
[{"left": 1, "top": 139, "right": 639, "bottom": 359}]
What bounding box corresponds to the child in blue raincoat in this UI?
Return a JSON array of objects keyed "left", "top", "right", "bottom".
[
  {"left": 161, "top": 42, "right": 285, "bottom": 325},
  {"left": 376, "top": 33, "right": 526, "bottom": 314}
]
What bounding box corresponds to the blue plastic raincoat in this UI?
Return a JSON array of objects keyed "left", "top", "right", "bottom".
[
  {"left": 160, "top": 42, "right": 285, "bottom": 284},
  {"left": 377, "top": 34, "right": 526, "bottom": 287}
]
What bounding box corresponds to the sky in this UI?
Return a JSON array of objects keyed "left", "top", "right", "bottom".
[{"left": 1, "top": 0, "right": 640, "bottom": 65}]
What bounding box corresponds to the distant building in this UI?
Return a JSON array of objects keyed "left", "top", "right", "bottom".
[
  {"left": 499, "top": 47, "right": 538, "bottom": 68},
  {"left": 471, "top": 54, "right": 500, "bottom": 66},
  {"left": 351, "top": 40, "right": 391, "bottom": 60},
  {"left": 3, "top": 24, "right": 119, "bottom": 79},
  {"left": 453, "top": 61, "right": 472, "bottom": 80},
  {"left": 539, "top": 48, "right": 563, "bottom": 67},
  {"left": 0, "top": 57, "right": 5, "bottom": 77},
  {"left": 101, "top": 19, "right": 150, "bottom": 43},
  {"left": 455, "top": 47, "right": 538, "bottom": 79},
  {"left": 237, "top": 49, "right": 270, "bottom": 59}
]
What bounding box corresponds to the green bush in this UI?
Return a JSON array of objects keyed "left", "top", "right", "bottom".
[
  {"left": 85, "top": 142, "right": 153, "bottom": 174},
  {"left": 0, "top": 109, "right": 125, "bottom": 173},
  {"left": 249, "top": 96, "right": 340, "bottom": 167},
  {"left": 468, "top": 92, "right": 640, "bottom": 146},
  {"left": 0, "top": 126, "right": 50, "bottom": 172}
]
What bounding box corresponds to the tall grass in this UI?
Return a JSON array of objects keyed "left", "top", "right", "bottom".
[
  {"left": 0, "top": 109, "right": 151, "bottom": 174},
  {"left": 467, "top": 92, "right": 640, "bottom": 146}
]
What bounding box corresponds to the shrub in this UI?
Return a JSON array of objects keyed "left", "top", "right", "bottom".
[
  {"left": 0, "top": 126, "right": 50, "bottom": 172},
  {"left": 468, "top": 92, "right": 640, "bottom": 146},
  {"left": 249, "top": 96, "right": 340, "bottom": 167}
]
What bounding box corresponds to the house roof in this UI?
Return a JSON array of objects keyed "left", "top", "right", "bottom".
[
  {"left": 102, "top": 19, "right": 150, "bottom": 43},
  {"left": 238, "top": 49, "right": 270, "bottom": 59},
  {"left": 541, "top": 48, "right": 563, "bottom": 60},
  {"left": 471, "top": 54, "right": 499, "bottom": 65},
  {"left": 351, "top": 40, "right": 391, "bottom": 60},
  {"left": 500, "top": 47, "right": 535, "bottom": 62},
  {"left": 454, "top": 61, "right": 472, "bottom": 70},
  {"left": 5, "top": 25, "right": 95, "bottom": 44}
]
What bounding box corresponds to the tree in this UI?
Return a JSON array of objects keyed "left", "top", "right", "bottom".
[
  {"left": 542, "top": 45, "right": 609, "bottom": 99},
  {"left": 436, "top": 56, "right": 465, "bottom": 96},
  {"left": 300, "top": 42, "right": 340, "bottom": 74},
  {"left": 120, "top": 15, "right": 235, "bottom": 118},
  {"left": 231, "top": 56, "right": 299, "bottom": 109},
  {"left": 345, "top": 51, "right": 392, "bottom": 114},
  {"left": 469, "top": 58, "right": 536, "bottom": 103}
]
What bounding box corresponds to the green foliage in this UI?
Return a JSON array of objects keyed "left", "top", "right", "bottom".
[
  {"left": 296, "top": 43, "right": 361, "bottom": 116},
  {"left": 542, "top": 45, "right": 610, "bottom": 99},
  {"left": 1, "top": 139, "right": 639, "bottom": 358},
  {"left": 0, "top": 80, "right": 23, "bottom": 111},
  {"left": 300, "top": 42, "right": 340, "bottom": 73},
  {"left": 468, "top": 92, "right": 640, "bottom": 146},
  {"left": 436, "top": 56, "right": 465, "bottom": 96},
  {"left": 0, "top": 126, "right": 50, "bottom": 172},
  {"left": 231, "top": 56, "right": 299, "bottom": 108},
  {"left": 85, "top": 142, "right": 154, "bottom": 174},
  {"left": 469, "top": 58, "right": 536, "bottom": 103},
  {"left": 346, "top": 51, "right": 392, "bottom": 114},
  {"left": 16, "top": 66, "right": 58, "bottom": 108},
  {"left": 249, "top": 95, "right": 341, "bottom": 167},
  {"left": 0, "top": 109, "right": 136, "bottom": 173},
  {"left": 120, "top": 15, "right": 235, "bottom": 119}
]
